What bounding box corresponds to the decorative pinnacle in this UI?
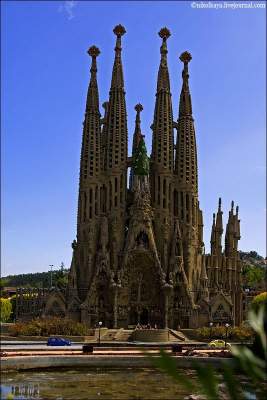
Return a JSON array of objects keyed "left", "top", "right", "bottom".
[
  {"left": 218, "top": 197, "right": 222, "bottom": 211},
  {"left": 113, "top": 24, "right": 126, "bottom": 37},
  {"left": 135, "top": 103, "right": 143, "bottom": 113},
  {"left": 231, "top": 200, "right": 234, "bottom": 212},
  {"left": 158, "top": 27, "right": 171, "bottom": 40},
  {"left": 236, "top": 205, "right": 239, "bottom": 216},
  {"left": 213, "top": 213, "right": 216, "bottom": 224},
  {"left": 179, "top": 51, "right": 192, "bottom": 64},
  {"left": 87, "top": 45, "right": 100, "bottom": 57}
]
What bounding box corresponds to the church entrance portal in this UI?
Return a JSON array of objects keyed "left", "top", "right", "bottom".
[
  {"left": 125, "top": 250, "right": 163, "bottom": 328},
  {"left": 140, "top": 308, "right": 149, "bottom": 325}
]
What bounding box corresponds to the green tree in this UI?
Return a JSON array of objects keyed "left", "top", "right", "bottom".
[
  {"left": 0, "top": 298, "right": 12, "bottom": 322},
  {"left": 0, "top": 278, "right": 9, "bottom": 288},
  {"left": 243, "top": 264, "right": 265, "bottom": 287}
]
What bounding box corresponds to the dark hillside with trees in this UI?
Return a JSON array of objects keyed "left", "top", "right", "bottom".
[
  {"left": 240, "top": 251, "right": 266, "bottom": 289},
  {"left": 1, "top": 264, "right": 69, "bottom": 289}
]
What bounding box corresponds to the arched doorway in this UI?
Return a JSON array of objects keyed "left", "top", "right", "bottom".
[
  {"left": 122, "top": 249, "right": 163, "bottom": 328},
  {"left": 140, "top": 308, "right": 149, "bottom": 325}
]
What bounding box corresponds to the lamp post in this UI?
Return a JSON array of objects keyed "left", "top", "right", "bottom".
[
  {"left": 225, "top": 323, "right": 230, "bottom": 348},
  {"left": 98, "top": 321, "right": 102, "bottom": 347},
  {"left": 49, "top": 265, "right": 54, "bottom": 288},
  {"left": 209, "top": 322, "right": 213, "bottom": 340}
]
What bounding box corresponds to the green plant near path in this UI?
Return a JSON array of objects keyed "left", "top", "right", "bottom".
[
  {"left": 0, "top": 297, "right": 12, "bottom": 322},
  {"left": 251, "top": 291, "right": 267, "bottom": 313},
  {"left": 152, "top": 306, "right": 267, "bottom": 399},
  {"left": 10, "top": 317, "right": 90, "bottom": 336},
  {"left": 196, "top": 325, "right": 254, "bottom": 342}
]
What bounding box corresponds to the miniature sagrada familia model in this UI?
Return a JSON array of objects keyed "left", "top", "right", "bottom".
[{"left": 44, "top": 26, "right": 243, "bottom": 328}]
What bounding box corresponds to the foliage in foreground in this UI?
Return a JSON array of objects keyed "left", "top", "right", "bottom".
[
  {"left": 0, "top": 298, "right": 12, "bottom": 322},
  {"left": 10, "top": 317, "right": 90, "bottom": 336},
  {"left": 152, "top": 306, "right": 267, "bottom": 400}
]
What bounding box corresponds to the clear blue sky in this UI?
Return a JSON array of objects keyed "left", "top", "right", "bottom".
[{"left": 1, "top": 1, "right": 266, "bottom": 275}]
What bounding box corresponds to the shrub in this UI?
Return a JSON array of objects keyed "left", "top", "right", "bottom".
[
  {"left": 196, "top": 325, "right": 254, "bottom": 342},
  {"left": 0, "top": 298, "right": 12, "bottom": 322},
  {"left": 10, "top": 317, "right": 90, "bottom": 336},
  {"left": 196, "top": 326, "right": 228, "bottom": 340},
  {"left": 231, "top": 325, "right": 254, "bottom": 341},
  {"left": 251, "top": 292, "right": 267, "bottom": 313}
]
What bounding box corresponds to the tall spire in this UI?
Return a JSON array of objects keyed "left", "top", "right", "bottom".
[
  {"left": 225, "top": 201, "right": 240, "bottom": 256},
  {"left": 130, "top": 104, "right": 144, "bottom": 190},
  {"left": 85, "top": 45, "right": 100, "bottom": 111},
  {"left": 178, "top": 51, "right": 193, "bottom": 117},
  {"left": 101, "top": 101, "right": 109, "bottom": 171},
  {"left": 106, "top": 24, "right": 128, "bottom": 171},
  {"left": 151, "top": 27, "right": 174, "bottom": 171},
  {"left": 80, "top": 45, "right": 101, "bottom": 182},
  {"left": 210, "top": 213, "right": 216, "bottom": 253},
  {"left": 132, "top": 103, "right": 143, "bottom": 154},
  {"left": 150, "top": 27, "right": 174, "bottom": 213},
  {"left": 211, "top": 198, "right": 223, "bottom": 255},
  {"left": 215, "top": 197, "right": 223, "bottom": 253},
  {"left": 75, "top": 45, "right": 102, "bottom": 300},
  {"left": 111, "top": 24, "right": 126, "bottom": 89},
  {"left": 175, "top": 51, "right": 198, "bottom": 194},
  {"left": 104, "top": 25, "right": 128, "bottom": 213},
  {"left": 157, "top": 27, "right": 171, "bottom": 92}
]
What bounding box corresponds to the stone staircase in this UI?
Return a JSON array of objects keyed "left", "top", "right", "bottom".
[
  {"left": 101, "top": 329, "right": 120, "bottom": 341},
  {"left": 168, "top": 329, "right": 187, "bottom": 342},
  {"left": 115, "top": 329, "right": 133, "bottom": 342},
  {"left": 98, "top": 328, "right": 188, "bottom": 343}
]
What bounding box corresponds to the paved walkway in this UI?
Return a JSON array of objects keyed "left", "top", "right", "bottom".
[{"left": 1, "top": 347, "right": 231, "bottom": 357}]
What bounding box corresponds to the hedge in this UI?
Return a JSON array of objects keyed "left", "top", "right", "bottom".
[{"left": 10, "top": 317, "right": 90, "bottom": 336}]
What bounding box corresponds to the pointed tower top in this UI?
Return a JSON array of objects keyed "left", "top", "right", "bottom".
[
  {"left": 135, "top": 103, "right": 143, "bottom": 113},
  {"left": 133, "top": 103, "right": 143, "bottom": 151},
  {"left": 87, "top": 45, "right": 100, "bottom": 58},
  {"left": 110, "top": 24, "right": 126, "bottom": 88},
  {"left": 130, "top": 104, "right": 144, "bottom": 189},
  {"left": 231, "top": 200, "right": 234, "bottom": 212},
  {"left": 134, "top": 103, "right": 143, "bottom": 135},
  {"left": 158, "top": 27, "right": 171, "bottom": 41},
  {"left": 236, "top": 205, "right": 239, "bottom": 216},
  {"left": 180, "top": 51, "right": 192, "bottom": 89},
  {"left": 85, "top": 45, "right": 100, "bottom": 112},
  {"left": 113, "top": 24, "right": 126, "bottom": 37},
  {"left": 179, "top": 51, "right": 192, "bottom": 64},
  {"left": 218, "top": 197, "right": 222, "bottom": 212},
  {"left": 87, "top": 46, "right": 100, "bottom": 77},
  {"left": 177, "top": 51, "right": 193, "bottom": 119},
  {"left": 158, "top": 27, "right": 170, "bottom": 59},
  {"left": 113, "top": 25, "right": 126, "bottom": 55}
]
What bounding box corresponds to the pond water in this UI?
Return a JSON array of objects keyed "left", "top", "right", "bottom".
[{"left": 1, "top": 368, "right": 198, "bottom": 400}]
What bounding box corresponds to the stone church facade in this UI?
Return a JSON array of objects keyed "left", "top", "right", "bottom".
[{"left": 44, "top": 25, "right": 243, "bottom": 328}]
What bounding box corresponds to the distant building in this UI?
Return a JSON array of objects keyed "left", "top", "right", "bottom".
[{"left": 44, "top": 26, "right": 243, "bottom": 328}]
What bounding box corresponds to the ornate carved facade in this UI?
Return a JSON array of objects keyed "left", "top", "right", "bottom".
[{"left": 45, "top": 26, "right": 243, "bottom": 328}]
